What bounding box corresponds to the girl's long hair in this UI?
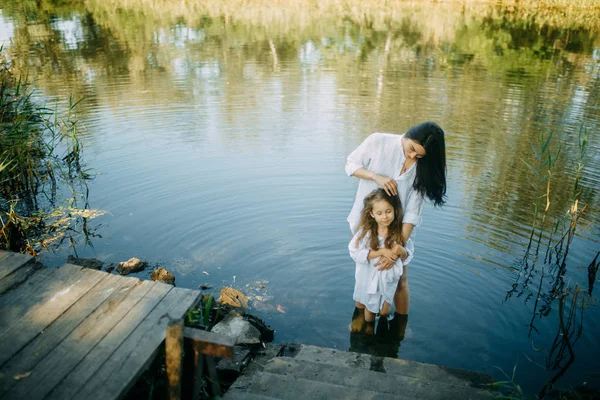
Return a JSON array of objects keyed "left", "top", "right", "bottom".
[
  {"left": 355, "top": 189, "right": 404, "bottom": 250},
  {"left": 405, "top": 121, "right": 447, "bottom": 207}
]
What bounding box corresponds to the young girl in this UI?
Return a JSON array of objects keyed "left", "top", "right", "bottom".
[{"left": 349, "top": 189, "right": 414, "bottom": 322}]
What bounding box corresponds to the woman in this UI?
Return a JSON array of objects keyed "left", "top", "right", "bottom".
[{"left": 345, "top": 121, "right": 447, "bottom": 315}]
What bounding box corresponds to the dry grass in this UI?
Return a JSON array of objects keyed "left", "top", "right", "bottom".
[{"left": 84, "top": 0, "right": 600, "bottom": 32}]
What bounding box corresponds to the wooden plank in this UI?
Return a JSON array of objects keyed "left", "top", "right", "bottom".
[
  {"left": 0, "top": 267, "right": 58, "bottom": 311},
  {"left": 0, "top": 260, "right": 42, "bottom": 295},
  {"left": 9, "top": 278, "right": 157, "bottom": 400},
  {"left": 0, "top": 264, "right": 80, "bottom": 333},
  {"left": 44, "top": 281, "right": 168, "bottom": 400},
  {"left": 0, "top": 264, "right": 106, "bottom": 368},
  {"left": 166, "top": 318, "right": 184, "bottom": 400},
  {"left": 0, "top": 273, "right": 128, "bottom": 398},
  {"left": 183, "top": 327, "right": 235, "bottom": 359},
  {"left": 73, "top": 287, "right": 201, "bottom": 400},
  {"left": 0, "top": 251, "right": 33, "bottom": 281}
]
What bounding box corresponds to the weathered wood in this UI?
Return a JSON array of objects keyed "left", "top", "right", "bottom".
[
  {"left": 166, "top": 318, "right": 184, "bottom": 400},
  {"left": 26, "top": 279, "right": 159, "bottom": 400},
  {"left": 0, "top": 264, "right": 106, "bottom": 367},
  {"left": 73, "top": 286, "right": 200, "bottom": 400},
  {"left": 0, "top": 251, "right": 33, "bottom": 281},
  {"left": 0, "top": 273, "right": 129, "bottom": 398},
  {"left": 44, "top": 281, "right": 168, "bottom": 400},
  {"left": 183, "top": 327, "right": 235, "bottom": 360},
  {"left": 0, "top": 266, "right": 58, "bottom": 312},
  {"left": 205, "top": 356, "right": 221, "bottom": 397},
  {"left": 0, "top": 259, "right": 41, "bottom": 294}
]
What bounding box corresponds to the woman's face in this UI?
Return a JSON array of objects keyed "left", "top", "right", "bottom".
[{"left": 402, "top": 138, "right": 426, "bottom": 160}]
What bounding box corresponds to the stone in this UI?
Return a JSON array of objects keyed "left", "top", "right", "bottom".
[
  {"left": 245, "top": 314, "right": 274, "bottom": 343},
  {"left": 105, "top": 264, "right": 115, "bottom": 273},
  {"left": 216, "top": 345, "right": 252, "bottom": 377},
  {"left": 211, "top": 311, "right": 261, "bottom": 345},
  {"left": 218, "top": 287, "right": 249, "bottom": 309},
  {"left": 151, "top": 267, "right": 175, "bottom": 285},
  {"left": 116, "top": 257, "right": 145, "bottom": 275},
  {"left": 67, "top": 256, "right": 103, "bottom": 270}
]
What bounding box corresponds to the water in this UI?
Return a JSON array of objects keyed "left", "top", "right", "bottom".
[{"left": 1, "top": 2, "right": 599, "bottom": 395}]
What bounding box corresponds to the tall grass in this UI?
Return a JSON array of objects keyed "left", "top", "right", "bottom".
[
  {"left": 0, "top": 47, "right": 103, "bottom": 255},
  {"left": 504, "top": 123, "right": 597, "bottom": 398},
  {"left": 83, "top": 0, "right": 600, "bottom": 32}
]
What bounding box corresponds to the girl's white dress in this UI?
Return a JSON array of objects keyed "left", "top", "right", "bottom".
[{"left": 349, "top": 231, "right": 414, "bottom": 314}]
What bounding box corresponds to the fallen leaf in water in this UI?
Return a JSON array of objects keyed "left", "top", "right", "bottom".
[
  {"left": 13, "top": 371, "right": 31, "bottom": 380},
  {"left": 259, "top": 285, "right": 265, "bottom": 289},
  {"left": 277, "top": 305, "right": 286, "bottom": 313},
  {"left": 202, "top": 271, "right": 209, "bottom": 275}
]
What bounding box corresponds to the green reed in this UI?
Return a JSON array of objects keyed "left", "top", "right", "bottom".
[
  {"left": 503, "top": 124, "right": 595, "bottom": 399},
  {"left": 0, "top": 47, "right": 98, "bottom": 254}
]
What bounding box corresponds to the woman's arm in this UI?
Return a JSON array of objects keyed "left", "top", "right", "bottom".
[
  {"left": 352, "top": 168, "right": 398, "bottom": 196},
  {"left": 401, "top": 223, "right": 415, "bottom": 246}
]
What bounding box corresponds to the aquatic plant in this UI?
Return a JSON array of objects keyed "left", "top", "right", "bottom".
[
  {"left": 504, "top": 123, "right": 597, "bottom": 398},
  {"left": 0, "top": 47, "right": 103, "bottom": 254}
]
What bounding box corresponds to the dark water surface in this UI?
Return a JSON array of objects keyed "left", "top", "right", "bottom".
[{"left": 1, "top": 2, "right": 599, "bottom": 394}]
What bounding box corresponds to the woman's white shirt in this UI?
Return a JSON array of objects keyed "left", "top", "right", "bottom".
[{"left": 345, "top": 132, "right": 425, "bottom": 232}]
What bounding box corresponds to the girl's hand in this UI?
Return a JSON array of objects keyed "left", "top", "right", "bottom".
[
  {"left": 375, "top": 256, "right": 395, "bottom": 271},
  {"left": 379, "top": 248, "right": 398, "bottom": 260},
  {"left": 373, "top": 174, "right": 398, "bottom": 196},
  {"left": 391, "top": 243, "right": 407, "bottom": 260}
]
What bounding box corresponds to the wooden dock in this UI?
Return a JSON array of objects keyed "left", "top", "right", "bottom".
[{"left": 0, "top": 250, "right": 201, "bottom": 400}]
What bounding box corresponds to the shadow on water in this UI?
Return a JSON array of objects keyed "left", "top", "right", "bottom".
[{"left": 348, "top": 307, "right": 408, "bottom": 361}]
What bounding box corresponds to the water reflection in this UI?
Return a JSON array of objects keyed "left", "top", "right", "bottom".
[
  {"left": 1, "top": 0, "right": 599, "bottom": 396},
  {"left": 349, "top": 307, "right": 408, "bottom": 359}
]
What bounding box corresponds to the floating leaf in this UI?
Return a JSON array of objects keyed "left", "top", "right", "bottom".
[
  {"left": 277, "top": 305, "right": 287, "bottom": 313},
  {"left": 13, "top": 371, "right": 31, "bottom": 380}
]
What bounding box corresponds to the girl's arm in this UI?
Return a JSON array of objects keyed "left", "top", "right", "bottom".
[
  {"left": 368, "top": 248, "right": 397, "bottom": 261},
  {"left": 349, "top": 232, "right": 397, "bottom": 263},
  {"left": 349, "top": 233, "right": 371, "bottom": 264}
]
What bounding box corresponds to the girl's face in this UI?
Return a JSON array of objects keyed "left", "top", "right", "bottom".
[
  {"left": 370, "top": 200, "right": 395, "bottom": 227},
  {"left": 402, "top": 138, "right": 427, "bottom": 161}
]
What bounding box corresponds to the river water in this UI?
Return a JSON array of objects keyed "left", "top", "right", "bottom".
[{"left": 1, "top": 2, "right": 599, "bottom": 395}]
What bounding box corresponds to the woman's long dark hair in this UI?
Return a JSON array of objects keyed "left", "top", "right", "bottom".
[
  {"left": 355, "top": 189, "right": 404, "bottom": 250},
  {"left": 405, "top": 121, "right": 447, "bottom": 206}
]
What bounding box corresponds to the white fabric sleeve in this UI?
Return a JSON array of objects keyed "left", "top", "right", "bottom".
[
  {"left": 345, "top": 133, "right": 378, "bottom": 177},
  {"left": 403, "top": 188, "right": 425, "bottom": 228},
  {"left": 349, "top": 231, "right": 371, "bottom": 264}
]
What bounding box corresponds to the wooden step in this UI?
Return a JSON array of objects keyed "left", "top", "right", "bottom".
[
  {"left": 224, "top": 370, "right": 409, "bottom": 400},
  {"left": 263, "top": 356, "right": 495, "bottom": 399},
  {"left": 0, "top": 251, "right": 34, "bottom": 281},
  {"left": 291, "top": 344, "right": 493, "bottom": 389}
]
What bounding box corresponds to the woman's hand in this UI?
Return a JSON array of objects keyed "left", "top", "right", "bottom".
[
  {"left": 391, "top": 243, "right": 407, "bottom": 260},
  {"left": 375, "top": 255, "right": 396, "bottom": 271},
  {"left": 378, "top": 248, "right": 398, "bottom": 261},
  {"left": 373, "top": 174, "right": 398, "bottom": 196}
]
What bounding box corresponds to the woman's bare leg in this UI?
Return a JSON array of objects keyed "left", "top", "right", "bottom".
[{"left": 393, "top": 265, "right": 410, "bottom": 314}]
